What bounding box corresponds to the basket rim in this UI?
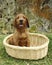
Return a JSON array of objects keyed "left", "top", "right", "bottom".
[{"left": 3, "top": 33, "right": 49, "bottom": 50}]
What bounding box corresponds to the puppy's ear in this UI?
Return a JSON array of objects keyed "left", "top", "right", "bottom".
[
  {"left": 13, "top": 18, "right": 17, "bottom": 28},
  {"left": 26, "top": 18, "right": 29, "bottom": 28}
]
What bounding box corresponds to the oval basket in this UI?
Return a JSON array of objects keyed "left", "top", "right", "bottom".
[{"left": 3, "top": 33, "right": 49, "bottom": 60}]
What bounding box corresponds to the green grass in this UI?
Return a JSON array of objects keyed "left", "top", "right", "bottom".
[{"left": 0, "top": 34, "right": 52, "bottom": 65}]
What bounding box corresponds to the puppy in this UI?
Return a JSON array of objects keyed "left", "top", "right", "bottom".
[{"left": 8, "top": 14, "right": 30, "bottom": 47}]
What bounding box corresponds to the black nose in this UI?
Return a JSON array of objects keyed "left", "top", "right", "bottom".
[{"left": 20, "top": 20, "right": 23, "bottom": 24}]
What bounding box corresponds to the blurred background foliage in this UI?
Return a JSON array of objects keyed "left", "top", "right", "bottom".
[{"left": 0, "top": 0, "right": 52, "bottom": 34}]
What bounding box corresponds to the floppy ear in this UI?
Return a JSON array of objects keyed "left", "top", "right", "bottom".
[
  {"left": 13, "top": 18, "right": 17, "bottom": 28},
  {"left": 26, "top": 18, "right": 29, "bottom": 28}
]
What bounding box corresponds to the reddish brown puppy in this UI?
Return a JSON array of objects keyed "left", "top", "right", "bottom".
[{"left": 8, "top": 14, "right": 30, "bottom": 47}]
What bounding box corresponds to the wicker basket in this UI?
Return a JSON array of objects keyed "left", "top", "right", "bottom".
[{"left": 3, "top": 33, "right": 49, "bottom": 60}]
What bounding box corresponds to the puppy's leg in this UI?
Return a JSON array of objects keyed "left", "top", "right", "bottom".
[
  {"left": 26, "top": 39, "right": 30, "bottom": 47},
  {"left": 7, "top": 36, "right": 14, "bottom": 45}
]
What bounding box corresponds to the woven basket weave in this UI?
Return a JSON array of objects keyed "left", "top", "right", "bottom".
[{"left": 3, "top": 33, "right": 49, "bottom": 60}]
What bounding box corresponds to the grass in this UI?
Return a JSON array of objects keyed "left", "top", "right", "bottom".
[{"left": 0, "top": 34, "right": 52, "bottom": 65}]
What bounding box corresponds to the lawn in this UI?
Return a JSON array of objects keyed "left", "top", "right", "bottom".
[{"left": 0, "top": 34, "right": 52, "bottom": 65}]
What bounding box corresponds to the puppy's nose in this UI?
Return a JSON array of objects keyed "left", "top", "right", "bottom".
[{"left": 20, "top": 20, "right": 23, "bottom": 24}]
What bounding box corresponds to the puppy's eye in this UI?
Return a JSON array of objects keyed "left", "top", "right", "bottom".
[
  {"left": 23, "top": 16, "right": 26, "bottom": 19},
  {"left": 17, "top": 16, "right": 19, "bottom": 19}
]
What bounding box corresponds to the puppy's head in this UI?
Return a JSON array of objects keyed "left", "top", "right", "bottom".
[{"left": 13, "top": 14, "right": 29, "bottom": 29}]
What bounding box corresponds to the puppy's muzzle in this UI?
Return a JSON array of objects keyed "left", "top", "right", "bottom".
[
  {"left": 20, "top": 20, "right": 23, "bottom": 25},
  {"left": 19, "top": 20, "right": 23, "bottom": 27}
]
